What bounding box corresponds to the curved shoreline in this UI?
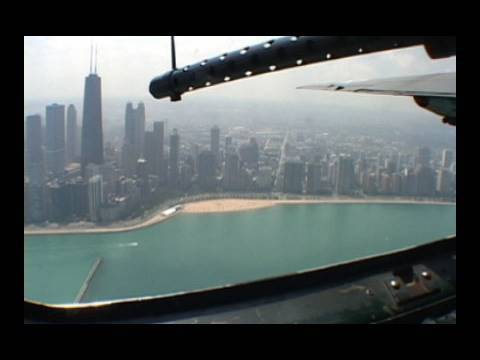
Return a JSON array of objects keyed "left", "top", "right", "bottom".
[{"left": 24, "top": 197, "right": 456, "bottom": 236}]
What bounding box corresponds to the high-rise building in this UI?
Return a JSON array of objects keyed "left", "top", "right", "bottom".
[
  {"left": 379, "top": 173, "right": 392, "bottom": 194},
  {"left": 69, "top": 177, "right": 88, "bottom": 219},
  {"left": 211, "top": 125, "right": 220, "bottom": 164},
  {"left": 124, "top": 103, "right": 136, "bottom": 149},
  {"left": 239, "top": 138, "right": 259, "bottom": 169},
  {"left": 328, "top": 160, "right": 337, "bottom": 187},
  {"left": 255, "top": 166, "right": 274, "bottom": 191},
  {"left": 306, "top": 163, "right": 322, "bottom": 194},
  {"left": 416, "top": 147, "right": 431, "bottom": 167},
  {"left": 198, "top": 150, "right": 216, "bottom": 190},
  {"left": 225, "top": 136, "right": 233, "bottom": 154},
  {"left": 66, "top": 104, "right": 78, "bottom": 164},
  {"left": 123, "top": 102, "right": 147, "bottom": 174},
  {"left": 442, "top": 149, "right": 454, "bottom": 169},
  {"left": 26, "top": 116, "right": 46, "bottom": 223},
  {"left": 392, "top": 173, "right": 402, "bottom": 194},
  {"left": 45, "top": 179, "right": 73, "bottom": 223},
  {"left": 223, "top": 152, "right": 240, "bottom": 191},
  {"left": 136, "top": 158, "right": 149, "bottom": 200},
  {"left": 402, "top": 168, "right": 417, "bottom": 196},
  {"left": 283, "top": 161, "right": 304, "bottom": 194},
  {"left": 363, "top": 173, "right": 377, "bottom": 194},
  {"left": 436, "top": 169, "right": 452, "bottom": 195},
  {"left": 144, "top": 131, "right": 156, "bottom": 175},
  {"left": 135, "top": 103, "right": 146, "bottom": 158},
  {"left": 169, "top": 129, "right": 180, "bottom": 187},
  {"left": 121, "top": 142, "right": 136, "bottom": 177},
  {"left": 26, "top": 115, "right": 45, "bottom": 186},
  {"left": 28, "top": 185, "right": 46, "bottom": 223},
  {"left": 81, "top": 68, "right": 104, "bottom": 175},
  {"left": 180, "top": 164, "right": 194, "bottom": 190},
  {"left": 336, "top": 155, "right": 355, "bottom": 195},
  {"left": 415, "top": 165, "right": 435, "bottom": 197},
  {"left": 153, "top": 121, "right": 165, "bottom": 181},
  {"left": 88, "top": 174, "right": 103, "bottom": 222},
  {"left": 45, "top": 104, "right": 66, "bottom": 177}
]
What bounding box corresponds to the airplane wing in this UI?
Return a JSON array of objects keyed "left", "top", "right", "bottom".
[
  {"left": 297, "top": 72, "right": 456, "bottom": 125},
  {"left": 297, "top": 72, "right": 456, "bottom": 98}
]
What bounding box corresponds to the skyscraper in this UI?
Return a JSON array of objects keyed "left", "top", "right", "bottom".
[
  {"left": 136, "top": 158, "right": 150, "bottom": 200},
  {"left": 336, "top": 155, "right": 355, "bottom": 195},
  {"left": 283, "top": 161, "right": 305, "bottom": 194},
  {"left": 225, "top": 136, "right": 233, "bottom": 154},
  {"left": 436, "top": 169, "right": 452, "bottom": 195},
  {"left": 26, "top": 115, "right": 44, "bottom": 185},
  {"left": 66, "top": 104, "right": 77, "bottom": 164},
  {"left": 153, "top": 121, "right": 165, "bottom": 180},
  {"left": 26, "top": 115, "right": 46, "bottom": 222},
  {"left": 144, "top": 131, "right": 156, "bottom": 175},
  {"left": 306, "top": 163, "right": 322, "bottom": 194},
  {"left": 416, "top": 147, "right": 431, "bottom": 167},
  {"left": 392, "top": 173, "right": 402, "bottom": 194},
  {"left": 224, "top": 152, "right": 240, "bottom": 191},
  {"left": 88, "top": 174, "right": 103, "bottom": 222},
  {"left": 45, "top": 104, "right": 66, "bottom": 177},
  {"left": 124, "top": 103, "right": 136, "bottom": 148},
  {"left": 239, "top": 138, "right": 259, "bottom": 169},
  {"left": 211, "top": 125, "right": 220, "bottom": 164},
  {"left": 198, "top": 150, "right": 216, "bottom": 190},
  {"left": 415, "top": 165, "right": 435, "bottom": 196},
  {"left": 169, "top": 129, "right": 180, "bottom": 187},
  {"left": 133, "top": 103, "right": 146, "bottom": 159},
  {"left": 123, "top": 102, "right": 146, "bottom": 174},
  {"left": 81, "top": 63, "right": 104, "bottom": 176},
  {"left": 442, "top": 149, "right": 454, "bottom": 169}
]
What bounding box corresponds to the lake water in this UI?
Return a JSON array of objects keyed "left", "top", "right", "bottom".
[{"left": 24, "top": 203, "right": 456, "bottom": 304}]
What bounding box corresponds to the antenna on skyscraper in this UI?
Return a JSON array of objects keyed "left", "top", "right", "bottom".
[
  {"left": 95, "top": 44, "right": 98, "bottom": 74},
  {"left": 90, "top": 41, "right": 93, "bottom": 74}
]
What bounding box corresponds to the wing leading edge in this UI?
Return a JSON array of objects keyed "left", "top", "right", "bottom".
[{"left": 298, "top": 72, "right": 456, "bottom": 125}]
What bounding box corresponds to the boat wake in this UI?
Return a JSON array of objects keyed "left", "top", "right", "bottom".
[{"left": 118, "top": 242, "right": 139, "bottom": 248}]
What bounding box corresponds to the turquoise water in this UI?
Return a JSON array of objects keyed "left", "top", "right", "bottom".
[{"left": 24, "top": 203, "right": 456, "bottom": 304}]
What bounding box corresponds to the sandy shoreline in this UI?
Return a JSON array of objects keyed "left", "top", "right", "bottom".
[
  {"left": 182, "top": 198, "right": 455, "bottom": 214},
  {"left": 24, "top": 198, "right": 455, "bottom": 236}
]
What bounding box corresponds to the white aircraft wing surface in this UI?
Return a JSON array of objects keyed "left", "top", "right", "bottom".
[{"left": 297, "top": 72, "right": 456, "bottom": 98}]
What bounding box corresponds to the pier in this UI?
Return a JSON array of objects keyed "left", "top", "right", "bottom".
[{"left": 74, "top": 257, "right": 102, "bottom": 303}]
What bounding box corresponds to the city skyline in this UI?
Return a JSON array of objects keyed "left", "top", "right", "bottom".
[{"left": 24, "top": 91, "right": 457, "bottom": 226}]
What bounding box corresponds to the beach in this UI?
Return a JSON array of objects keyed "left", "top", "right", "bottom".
[
  {"left": 24, "top": 197, "right": 455, "bottom": 235},
  {"left": 182, "top": 198, "right": 455, "bottom": 213}
]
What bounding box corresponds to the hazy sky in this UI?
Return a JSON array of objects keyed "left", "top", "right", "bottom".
[{"left": 24, "top": 36, "right": 456, "bottom": 106}]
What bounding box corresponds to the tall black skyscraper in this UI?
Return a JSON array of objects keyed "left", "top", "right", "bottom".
[
  {"left": 66, "top": 104, "right": 77, "bottom": 164},
  {"left": 81, "top": 51, "right": 103, "bottom": 176}
]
